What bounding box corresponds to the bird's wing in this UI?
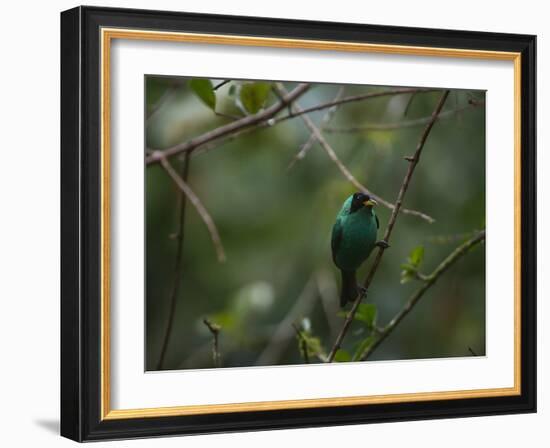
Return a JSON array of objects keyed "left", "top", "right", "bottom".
[
  {"left": 331, "top": 218, "right": 343, "bottom": 263},
  {"left": 375, "top": 214, "right": 380, "bottom": 229}
]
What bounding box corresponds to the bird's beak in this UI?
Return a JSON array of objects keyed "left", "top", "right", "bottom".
[{"left": 363, "top": 198, "right": 378, "bottom": 207}]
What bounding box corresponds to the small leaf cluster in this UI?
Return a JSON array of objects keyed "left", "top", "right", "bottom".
[
  {"left": 189, "top": 78, "right": 273, "bottom": 115},
  {"left": 400, "top": 246, "right": 425, "bottom": 284},
  {"left": 295, "top": 318, "right": 327, "bottom": 361}
]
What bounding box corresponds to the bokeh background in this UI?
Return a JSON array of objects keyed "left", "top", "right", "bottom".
[{"left": 145, "top": 77, "right": 486, "bottom": 371}]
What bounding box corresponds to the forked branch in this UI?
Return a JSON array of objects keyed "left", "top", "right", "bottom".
[
  {"left": 359, "top": 230, "right": 486, "bottom": 360},
  {"left": 159, "top": 155, "right": 227, "bottom": 262},
  {"left": 326, "top": 90, "right": 451, "bottom": 362},
  {"left": 276, "top": 84, "right": 435, "bottom": 224},
  {"left": 146, "top": 83, "right": 310, "bottom": 165}
]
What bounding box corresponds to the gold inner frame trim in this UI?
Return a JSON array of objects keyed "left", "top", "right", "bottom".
[{"left": 100, "top": 27, "right": 522, "bottom": 420}]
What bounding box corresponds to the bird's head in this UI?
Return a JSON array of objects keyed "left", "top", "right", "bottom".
[{"left": 350, "top": 192, "right": 378, "bottom": 214}]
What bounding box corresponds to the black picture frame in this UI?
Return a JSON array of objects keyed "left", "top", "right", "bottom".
[{"left": 61, "top": 5, "right": 536, "bottom": 442}]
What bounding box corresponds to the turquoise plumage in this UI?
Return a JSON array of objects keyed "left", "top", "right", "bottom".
[{"left": 331, "top": 192, "right": 380, "bottom": 307}]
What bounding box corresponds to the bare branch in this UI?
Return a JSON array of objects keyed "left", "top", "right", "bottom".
[
  {"left": 276, "top": 84, "right": 435, "bottom": 224},
  {"left": 324, "top": 102, "right": 484, "bottom": 133},
  {"left": 274, "top": 88, "right": 438, "bottom": 125},
  {"left": 146, "top": 87, "right": 440, "bottom": 165},
  {"left": 326, "top": 90, "right": 451, "bottom": 362},
  {"left": 146, "top": 83, "right": 310, "bottom": 165},
  {"left": 359, "top": 230, "right": 485, "bottom": 360},
  {"left": 203, "top": 318, "right": 222, "bottom": 367},
  {"left": 287, "top": 86, "right": 345, "bottom": 170},
  {"left": 159, "top": 155, "right": 227, "bottom": 262},
  {"left": 213, "top": 79, "right": 231, "bottom": 91},
  {"left": 291, "top": 323, "right": 310, "bottom": 364},
  {"left": 156, "top": 152, "right": 191, "bottom": 370}
]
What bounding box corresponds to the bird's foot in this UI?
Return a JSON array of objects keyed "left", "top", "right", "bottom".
[
  {"left": 357, "top": 285, "right": 368, "bottom": 297},
  {"left": 375, "top": 240, "right": 390, "bottom": 249}
]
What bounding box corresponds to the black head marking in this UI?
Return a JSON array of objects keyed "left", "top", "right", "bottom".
[{"left": 350, "top": 192, "right": 370, "bottom": 214}]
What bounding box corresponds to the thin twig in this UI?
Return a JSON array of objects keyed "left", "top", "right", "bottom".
[
  {"left": 287, "top": 86, "right": 345, "bottom": 170},
  {"left": 203, "top": 318, "right": 222, "bottom": 367},
  {"left": 359, "top": 230, "right": 485, "bottom": 360},
  {"left": 326, "top": 90, "right": 451, "bottom": 362},
  {"left": 156, "top": 152, "right": 191, "bottom": 370},
  {"left": 213, "top": 80, "right": 231, "bottom": 91},
  {"left": 159, "top": 155, "right": 227, "bottom": 262},
  {"left": 403, "top": 91, "right": 418, "bottom": 117},
  {"left": 292, "top": 323, "right": 310, "bottom": 364},
  {"left": 276, "top": 84, "right": 435, "bottom": 224},
  {"left": 274, "top": 88, "right": 438, "bottom": 124},
  {"left": 148, "top": 88, "right": 439, "bottom": 165},
  {"left": 146, "top": 83, "right": 310, "bottom": 165},
  {"left": 324, "top": 102, "right": 483, "bottom": 133}
]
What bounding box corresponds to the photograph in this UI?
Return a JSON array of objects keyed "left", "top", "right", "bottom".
[
  {"left": 144, "top": 77, "right": 487, "bottom": 371},
  {"left": 58, "top": 5, "right": 537, "bottom": 441}
]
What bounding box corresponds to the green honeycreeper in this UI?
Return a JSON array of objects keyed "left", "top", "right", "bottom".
[{"left": 331, "top": 192, "right": 388, "bottom": 307}]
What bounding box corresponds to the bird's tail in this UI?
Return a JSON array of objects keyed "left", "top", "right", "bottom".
[{"left": 340, "top": 270, "right": 357, "bottom": 308}]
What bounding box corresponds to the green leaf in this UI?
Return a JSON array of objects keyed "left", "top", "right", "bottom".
[
  {"left": 334, "top": 349, "right": 351, "bottom": 362},
  {"left": 189, "top": 78, "right": 216, "bottom": 110},
  {"left": 409, "top": 246, "right": 425, "bottom": 267},
  {"left": 303, "top": 334, "right": 324, "bottom": 357},
  {"left": 352, "top": 335, "right": 375, "bottom": 361},
  {"left": 354, "top": 303, "right": 377, "bottom": 329},
  {"left": 240, "top": 82, "right": 272, "bottom": 114},
  {"left": 400, "top": 246, "right": 425, "bottom": 284}
]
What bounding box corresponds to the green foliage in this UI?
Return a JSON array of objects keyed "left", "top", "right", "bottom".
[
  {"left": 338, "top": 303, "right": 377, "bottom": 330},
  {"left": 295, "top": 318, "right": 327, "bottom": 361},
  {"left": 240, "top": 82, "right": 272, "bottom": 114},
  {"left": 189, "top": 78, "right": 216, "bottom": 110},
  {"left": 355, "top": 303, "right": 378, "bottom": 329},
  {"left": 145, "top": 77, "right": 487, "bottom": 369},
  {"left": 335, "top": 304, "right": 378, "bottom": 362},
  {"left": 334, "top": 349, "right": 351, "bottom": 362},
  {"left": 352, "top": 335, "right": 375, "bottom": 361},
  {"left": 400, "top": 245, "right": 425, "bottom": 284}
]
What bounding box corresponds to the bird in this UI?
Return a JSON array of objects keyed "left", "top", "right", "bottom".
[{"left": 331, "top": 192, "right": 388, "bottom": 307}]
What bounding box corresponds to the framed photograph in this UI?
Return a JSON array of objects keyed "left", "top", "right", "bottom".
[{"left": 60, "top": 6, "right": 536, "bottom": 442}]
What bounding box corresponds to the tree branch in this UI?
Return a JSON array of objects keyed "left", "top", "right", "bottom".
[
  {"left": 324, "top": 102, "right": 484, "bottom": 133},
  {"left": 359, "top": 230, "right": 485, "bottom": 360},
  {"left": 287, "top": 86, "right": 345, "bottom": 170},
  {"left": 203, "top": 318, "right": 222, "bottom": 367},
  {"left": 292, "top": 323, "right": 310, "bottom": 364},
  {"left": 326, "top": 90, "right": 451, "bottom": 362},
  {"left": 159, "top": 155, "right": 227, "bottom": 262},
  {"left": 213, "top": 79, "right": 231, "bottom": 91},
  {"left": 274, "top": 88, "right": 438, "bottom": 124},
  {"left": 276, "top": 84, "right": 435, "bottom": 224},
  {"left": 156, "top": 152, "right": 191, "bottom": 370},
  {"left": 146, "top": 83, "right": 310, "bottom": 165},
  {"left": 146, "top": 87, "right": 439, "bottom": 165}
]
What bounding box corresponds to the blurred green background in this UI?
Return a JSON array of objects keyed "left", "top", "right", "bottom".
[{"left": 145, "top": 77, "right": 486, "bottom": 371}]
